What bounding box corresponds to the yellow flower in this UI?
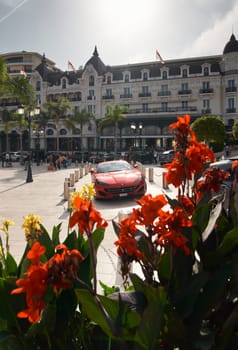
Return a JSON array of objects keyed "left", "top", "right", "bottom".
[
  {"left": 22, "top": 214, "right": 42, "bottom": 242},
  {"left": 0, "top": 218, "right": 15, "bottom": 233},
  {"left": 70, "top": 184, "right": 95, "bottom": 210}
]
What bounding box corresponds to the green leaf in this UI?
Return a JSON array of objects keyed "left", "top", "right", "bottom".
[
  {"left": 83, "top": 227, "right": 105, "bottom": 255},
  {"left": 0, "top": 332, "right": 22, "bottom": 349},
  {"left": 51, "top": 223, "right": 62, "bottom": 247},
  {"left": 38, "top": 226, "right": 54, "bottom": 258},
  {"left": 99, "top": 281, "right": 120, "bottom": 296},
  {"left": 135, "top": 286, "right": 168, "bottom": 350},
  {"left": 5, "top": 253, "right": 17, "bottom": 276},
  {"left": 217, "top": 226, "right": 238, "bottom": 256}
]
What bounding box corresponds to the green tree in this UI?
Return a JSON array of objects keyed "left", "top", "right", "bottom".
[
  {"left": 232, "top": 119, "right": 238, "bottom": 141},
  {"left": 0, "top": 57, "right": 8, "bottom": 96},
  {"left": 99, "top": 104, "right": 127, "bottom": 154},
  {"left": 44, "top": 97, "right": 71, "bottom": 151},
  {"left": 0, "top": 109, "right": 15, "bottom": 152},
  {"left": 72, "top": 109, "right": 94, "bottom": 154},
  {"left": 191, "top": 115, "right": 226, "bottom": 146}
]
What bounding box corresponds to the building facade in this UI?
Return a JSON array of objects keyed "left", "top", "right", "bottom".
[{"left": 1, "top": 34, "right": 238, "bottom": 153}]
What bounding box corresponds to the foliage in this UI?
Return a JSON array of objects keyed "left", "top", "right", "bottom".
[
  {"left": 191, "top": 115, "right": 226, "bottom": 145},
  {"left": 99, "top": 104, "right": 127, "bottom": 154},
  {"left": 1, "top": 114, "right": 238, "bottom": 349},
  {"left": 232, "top": 119, "right": 238, "bottom": 141},
  {"left": 43, "top": 97, "right": 71, "bottom": 151}
]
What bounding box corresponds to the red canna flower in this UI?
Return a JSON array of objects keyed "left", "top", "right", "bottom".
[
  {"left": 196, "top": 167, "right": 229, "bottom": 195},
  {"left": 135, "top": 193, "right": 167, "bottom": 226},
  {"left": 69, "top": 196, "right": 108, "bottom": 234}
]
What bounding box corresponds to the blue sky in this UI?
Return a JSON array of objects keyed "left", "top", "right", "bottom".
[{"left": 0, "top": 0, "right": 237, "bottom": 70}]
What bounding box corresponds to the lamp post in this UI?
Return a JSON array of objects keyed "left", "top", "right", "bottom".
[
  {"left": 33, "top": 127, "right": 44, "bottom": 166},
  {"left": 17, "top": 105, "right": 40, "bottom": 183},
  {"left": 130, "top": 122, "right": 143, "bottom": 148}
]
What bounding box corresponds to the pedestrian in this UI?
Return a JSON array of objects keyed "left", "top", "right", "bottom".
[{"left": 1, "top": 152, "right": 5, "bottom": 168}]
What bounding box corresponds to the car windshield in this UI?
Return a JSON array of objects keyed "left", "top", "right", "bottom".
[{"left": 97, "top": 162, "right": 133, "bottom": 173}]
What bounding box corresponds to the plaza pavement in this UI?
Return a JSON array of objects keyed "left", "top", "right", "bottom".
[{"left": 0, "top": 161, "right": 174, "bottom": 293}]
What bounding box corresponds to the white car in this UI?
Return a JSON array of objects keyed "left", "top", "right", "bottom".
[{"left": 10, "top": 152, "right": 21, "bottom": 161}]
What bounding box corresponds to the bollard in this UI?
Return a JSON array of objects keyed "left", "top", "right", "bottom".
[
  {"left": 74, "top": 169, "right": 79, "bottom": 182},
  {"left": 84, "top": 165, "right": 89, "bottom": 175},
  {"left": 67, "top": 187, "right": 75, "bottom": 211},
  {"left": 162, "top": 172, "right": 169, "bottom": 189},
  {"left": 148, "top": 167, "right": 154, "bottom": 182},
  {"left": 141, "top": 166, "right": 146, "bottom": 177},
  {"left": 80, "top": 167, "right": 84, "bottom": 178},
  {"left": 63, "top": 178, "right": 69, "bottom": 201},
  {"left": 69, "top": 173, "right": 75, "bottom": 187}
]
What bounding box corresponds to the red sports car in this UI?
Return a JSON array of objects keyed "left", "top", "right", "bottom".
[{"left": 90, "top": 160, "right": 147, "bottom": 199}]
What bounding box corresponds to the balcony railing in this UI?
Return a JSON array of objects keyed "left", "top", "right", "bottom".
[
  {"left": 120, "top": 94, "right": 133, "bottom": 98},
  {"left": 158, "top": 91, "right": 171, "bottom": 96},
  {"left": 199, "top": 88, "right": 214, "bottom": 94},
  {"left": 102, "top": 95, "right": 114, "bottom": 99},
  {"left": 201, "top": 109, "right": 211, "bottom": 114},
  {"left": 226, "top": 87, "right": 237, "bottom": 93},
  {"left": 178, "top": 90, "right": 192, "bottom": 95},
  {"left": 226, "top": 108, "right": 236, "bottom": 113},
  {"left": 138, "top": 93, "right": 151, "bottom": 97},
  {"left": 124, "top": 106, "right": 197, "bottom": 114}
]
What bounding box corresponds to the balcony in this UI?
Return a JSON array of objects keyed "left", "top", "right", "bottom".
[
  {"left": 226, "top": 108, "right": 236, "bottom": 113},
  {"left": 199, "top": 88, "right": 214, "bottom": 94},
  {"left": 138, "top": 93, "right": 151, "bottom": 97},
  {"left": 158, "top": 91, "right": 171, "bottom": 96},
  {"left": 226, "top": 87, "right": 237, "bottom": 93},
  {"left": 124, "top": 106, "right": 197, "bottom": 114},
  {"left": 178, "top": 90, "right": 192, "bottom": 95},
  {"left": 87, "top": 96, "right": 95, "bottom": 100},
  {"left": 201, "top": 109, "right": 211, "bottom": 114},
  {"left": 120, "top": 94, "right": 133, "bottom": 98},
  {"left": 102, "top": 95, "right": 114, "bottom": 100}
]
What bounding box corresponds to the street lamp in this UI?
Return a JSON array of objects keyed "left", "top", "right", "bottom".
[
  {"left": 33, "top": 127, "right": 44, "bottom": 166},
  {"left": 17, "top": 105, "right": 40, "bottom": 183},
  {"left": 130, "top": 122, "right": 143, "bottom": 148}
]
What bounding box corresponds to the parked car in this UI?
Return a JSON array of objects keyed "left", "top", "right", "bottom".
[
  {"left": 159, "top": 149, "right": 175, "bottom": 165},
  {"left": 90, "top": 160, "right": 147, "bottom": 199},
  {"left": 130, "top": 149, "right": 154, "bottom": 164},
  {"left": 10, "top": 151, "right": 21, "bottom": 162}
]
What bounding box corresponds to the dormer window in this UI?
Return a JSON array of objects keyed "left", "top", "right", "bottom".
[
  {"left": 125, "top": 74, "right": 129, "bottom": 83},
  {"left": 182, "top": 69, "right": 187, "bottom": 78},
  {"left": 204, "top": 67, "right": 209, "bottom": 76},
  {"left": 162, "top": 71, "right": 167, "bottom": 79},
  {"left": 107, "top": 75, "right": 112, "bottom": 84},
  {"left": 89, "top": 75, "right": 94, "bottom": 86},
  {"left": 143, "top": 72, "right": 148, "bottom": 81},
  {"left": 62, "top": 79, "right": 66, "bottom": 89},
  {"left": 36, "top": 81, "right": 41, "bottom": 91}
]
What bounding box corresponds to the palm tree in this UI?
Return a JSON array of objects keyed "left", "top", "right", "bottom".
[
  {"left": 99, "top": 104, "right": 127, "bottom": 155},
  {"left": 44, "top": 97, "right": 71, "bottom": 151},
  {"left": 73, "top": 109, "right": 94, "bottom": 152},
  {"left": 0, "top": 109, "right": 15, "bottom": 152}
]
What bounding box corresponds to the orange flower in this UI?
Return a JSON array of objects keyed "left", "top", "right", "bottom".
[
  {"left": 27, "top": 241, "right": 46, "bottom": 264},
  {"left": 47, "top": 244, "right": 84, "bottom": 292},
  {"left": 114, "top": 217, "right": 143, "bottom": 260},
  {"left": 196, "top": 167, "right": 229, "bottom": 195},
  {"left": 186, "top": 140, "right": 214, "bottom": 175},
  {"left": 156, "top": 207, "right": 192, "bottom": 255},
  {"left": 11, "top": 264, "right": 48, "bottom": 323},
  {"left": 69, "top": 196, "right": 108, "bottom": 234},
  {"left": 135, "top": 193, "right": 167, "bottom": 226},
  {"left": 164, "top": 158, "right": 187, "bottom": 187}
]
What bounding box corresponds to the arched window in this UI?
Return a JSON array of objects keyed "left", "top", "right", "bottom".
[
  {"left": 125, "top": 74, "right": 129, "bottom": 83},
  {"left": 62, "top": 79, "right": 66, "bottom": 89},
  {"left": 46, "top": 129, "right": 54, "bottom": 136},
  {"left": 60, "top": 128, "right": 67, "bottom": 135},
  {"left": 204, "top": 67, "right": 209, "bottom": 76},
  {"left": 107, "top": 75, "right": 112, "bottom": 84},
  {"left": 162, "top": 71, "right": 167, "bottom": 79},
  {"left": 89, "top": 75, "right": 94, "bottom": 86},
  {"left": 182, "top": 69, "right": 187, "bottom": 77},
  {"left": 36, "top": 81, "right": 41, "bottom": 91}
]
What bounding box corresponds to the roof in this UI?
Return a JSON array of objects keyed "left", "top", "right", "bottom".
[{"left": 223, "top": 34, "right": 238, "bottom": 54}]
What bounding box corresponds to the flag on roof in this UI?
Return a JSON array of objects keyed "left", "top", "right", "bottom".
[
  {"left": 156, "top": 50, "right": 165, "bottom": 64},
  {"left": 20, "top": 67, "right": 27, "bottom": 77},
  {"left": 68, "top": 60, "right": 76, "bottom": 72}
]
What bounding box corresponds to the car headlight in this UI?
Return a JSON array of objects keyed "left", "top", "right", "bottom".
[{"left": 96, "top": 179, "right": 109, "bottom": 186}]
